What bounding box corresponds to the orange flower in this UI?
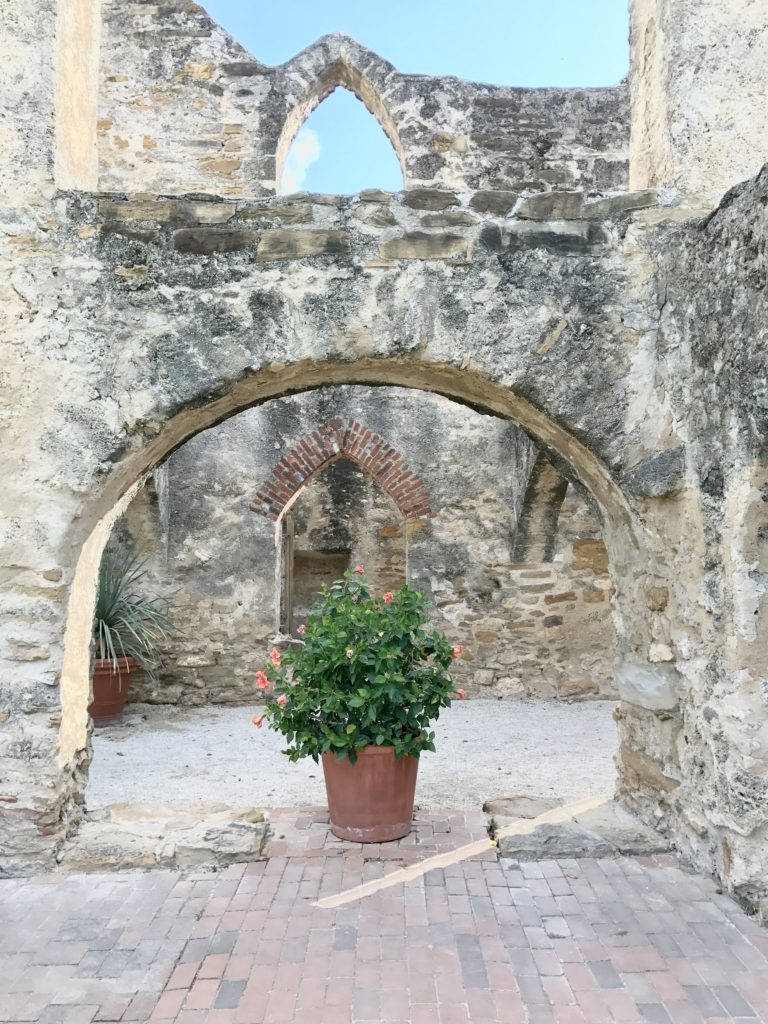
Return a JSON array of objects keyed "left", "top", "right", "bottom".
[
  {"left": 383, "top": 592, "right": 394, "bottom": 603},
  {"left": 276, "top": 694, "right": 288, "bottom": 707},
  {"left": 270, "top": 647, "right": 281, "bottom": 667},
  {"left": 456, "top": 689, "right": 466, "bottom": 699},
  {"left": 255, "top": 670, "right": 269, "bottom": 691},
  {"left": 354, "top": 564, "right": 365, "bottom": 574},
  {"left": 251, "top": 713, "right": 264, "bottom": 728},
  {"left": 452, "top": 644, "right": 464, "bottom": 658},
  {"left": 297, "top": 624, "right": 306, "bottom": 634}
]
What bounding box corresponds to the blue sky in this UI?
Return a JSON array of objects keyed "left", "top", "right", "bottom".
[{"left": 202, "top": 1, "right": 629, "bottom": 195}]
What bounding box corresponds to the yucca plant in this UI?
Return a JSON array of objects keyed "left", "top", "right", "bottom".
[{"left": 94, "top": 548, "right": 175, "bottom": 682}]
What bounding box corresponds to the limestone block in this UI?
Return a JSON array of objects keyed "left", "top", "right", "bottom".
[
  {"left": 354, "top": 205, "right": 397, "bottom": 227},
  {"left": 379, "top": 233, "right": 469, "bottom": 261},
  {"left": 502, "top": 221, "right": 610, "bottom": 255},
  {"left": 483, "top": 795, "right": 562, "bottom": 818},
  {"left": 469, "top": 191, "right": 519, "bottom": 216},
  {"left": 645, "top": 586, "right": 669, "bottom": 612},
  {"left": 571, "top": 540, "right": 609, "bottom": 575},
  {"left": 420, "top": 211, "right": 477, "bottom": 228},
  {"left": 359, "top": 189, "right": 395, "bottom": 203},
  {"left": 172, "top": 229, "right": 256, "bottom": 255},
  {"left": 256, "top": 229, "right": 349, "bottom": 260},
  {"left": 558, "top": 677, "right": 599, "bottom": 698},
  {"left": 616, "top": 660, "right": 679, "bottom": 710},
  {"left": 58, "top": 803, "right": 269, "bottom": 871},
  {"left": 500, "top": 822, "right": 615, "bottom": 859},
  {"left": 474, "top": 669, "right": 495, "bottom": 686},
  {"left": 583, "top": 190, "right": 658, "bottom": 219},
  {"left": 240, "top": 203, "right": 314, "bottom": 223},
  {"left": 517, "top": 191, "right": 585, "bottom": 220},
  {"left": 623, "top": 447, "right": 685, "bottom": 498},
  {"left": 99, "top": 200, "right": 174, "bottom": 222},
  {"left": 618, "top": 744, "right": 681, "bottom": 793},
  {"left": 402, "top": 189, "right": 459, "bottom": 211},
  {"left": 497, "top": 800, "right": 668, "bottom": 859}
]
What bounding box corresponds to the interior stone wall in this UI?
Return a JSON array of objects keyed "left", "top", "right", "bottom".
[{"left": 288, "top": 460, "right": 407, "bottom": 615}]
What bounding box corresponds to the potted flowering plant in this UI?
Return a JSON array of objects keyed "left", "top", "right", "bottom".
[{"left": 253, "top": 567, "right": 465, "bottom": 842}]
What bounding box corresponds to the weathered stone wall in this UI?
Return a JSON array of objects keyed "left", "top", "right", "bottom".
[
  {"left": 97, "top": 5, "right": 629, "bottom": 196},
  {"left": 645, "top": 165, "right": 768, "bottom": 912},
  {"left": 2, "top": 2, "right": 768, "bottom": 915},
  {"left": 112, "top": 385, "right": 536, "bottom": 704},
  {"left": 630, "top": 0, "right": 768, "bottom": 207}
]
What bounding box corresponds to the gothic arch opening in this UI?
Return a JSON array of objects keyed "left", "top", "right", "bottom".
[
  {"left": 277, "top": 457, "right": 408, "bottom": 635},
  {"left": 276, "top": 59, "right": 406, "bottom": 194}
]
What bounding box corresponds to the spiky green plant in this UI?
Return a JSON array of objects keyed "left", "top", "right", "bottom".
[{"left": 93, "top": 548, "right": 175, "bottom": 682}]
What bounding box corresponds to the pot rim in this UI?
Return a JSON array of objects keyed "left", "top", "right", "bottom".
[
  {"left": 322, "top": 745, "right": 419, "bottom": 759},
  {"left": 92, "top": 656, "right": 136, "bottom": 670}
]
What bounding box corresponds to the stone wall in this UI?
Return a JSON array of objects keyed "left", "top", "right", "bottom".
[
  {"left": 3, "top": 1, "right": 768, "bottom": 912},
  {"left": 630, "top": 0, "right": 768, "bottom": 207},
  {"left": 98, "top": 5, "right": 629, "bottom": 196}
]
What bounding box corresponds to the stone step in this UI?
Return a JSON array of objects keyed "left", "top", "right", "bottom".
[
  {"left": 487, "top": 796, "right": 669, "bottom": 860},
  {"left": 58, "top": 802, "right": 270, "bottom": 872}
]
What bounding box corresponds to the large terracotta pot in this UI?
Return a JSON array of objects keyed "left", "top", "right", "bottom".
[
  {"left": 89, "top": 657, "right": 135, "bottom": 726},
  {"left": 322, "top": 745, "right": 419, "bottom": 843}
]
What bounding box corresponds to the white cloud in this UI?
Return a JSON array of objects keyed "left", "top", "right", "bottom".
[{"left": 280, "top": 128, "right": 321, "bottom": 195}]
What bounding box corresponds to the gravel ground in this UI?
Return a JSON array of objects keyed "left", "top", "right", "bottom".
[{"left": 87, "top": 698, "right": 618, "bottom": 813}]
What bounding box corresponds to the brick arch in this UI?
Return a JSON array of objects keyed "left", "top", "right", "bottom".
[{"left": 251, "top": 419, "right": 433, "bottom": 521}]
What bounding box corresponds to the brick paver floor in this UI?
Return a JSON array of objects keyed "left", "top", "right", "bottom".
[{"left": 2, "top": 807, "right": 768, "bottom": 1023}]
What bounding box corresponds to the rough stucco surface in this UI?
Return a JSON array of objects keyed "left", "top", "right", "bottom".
[
  {"left": 648, "top": 168, "right": 768, "bottom": 912},
  {"left": 630, "top": 0, "right": 768, "bottom": 206},
  {"left": 0, "top": 0, "right": 767, "bottom": 920},
  {"left": 115, "top": 386, "right": 614, "bottom": 704}
]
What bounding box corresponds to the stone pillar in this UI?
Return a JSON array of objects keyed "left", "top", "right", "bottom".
[
  {"left": 54, "top": 0, "right": 102, "bottom": 191},
  {"left": 0, "top": 0, "right": 57, "bottom": 206},
  {"left": 630, "top": 0, "right": 768, "bottom": 207}
]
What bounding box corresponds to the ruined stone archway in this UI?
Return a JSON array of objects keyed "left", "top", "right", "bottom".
[
  {"left": 5, "top": 0, "right": 768, "bottom": 910},
  {"left": 54, "top": 359, "right": 656, "bottom": 870}
]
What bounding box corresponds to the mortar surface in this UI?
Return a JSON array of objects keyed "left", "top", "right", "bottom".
[{"left": 86, "top": 698, "right": 618, "bottom": 812}]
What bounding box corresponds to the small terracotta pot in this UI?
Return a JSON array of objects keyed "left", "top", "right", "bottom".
[
  {"left": 89, "top": 657, "right": 135, "bottom": 726},
  {"left": 322, "top": 745, "right": 419, "bottom": 843}
]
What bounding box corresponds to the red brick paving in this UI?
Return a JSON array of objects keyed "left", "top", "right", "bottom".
[{"left": 1, "top": 807, "right": 767, "bottom": 1022}]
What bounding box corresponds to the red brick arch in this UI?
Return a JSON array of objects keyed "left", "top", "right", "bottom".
[{"left": 251, "top": 419, "right": 434, "bottom": 521}]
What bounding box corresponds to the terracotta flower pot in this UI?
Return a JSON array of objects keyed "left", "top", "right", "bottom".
[
  {"left": 89, "top": 657, "right": 135, "bottom": 726},
  {"left": 322, "top": 745, "right": 419, "bottom": 843}
]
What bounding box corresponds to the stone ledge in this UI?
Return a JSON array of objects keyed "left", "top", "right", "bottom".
[
  {"left": 58, "top": 802, "right": 270, "bottom": 872},
  {"left": 172, "top": 228, "right": 256, "bottom": 254},
  {"left": 492, "top": 797, "right": 669, "bottom": 860}
]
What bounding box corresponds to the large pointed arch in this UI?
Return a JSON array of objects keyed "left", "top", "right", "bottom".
[
  {"left": 251, "top": 418, "right": 433, "bottom": 521},
  {"left": 275, "top": 46, "right": 406, "bottom": 193}
]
